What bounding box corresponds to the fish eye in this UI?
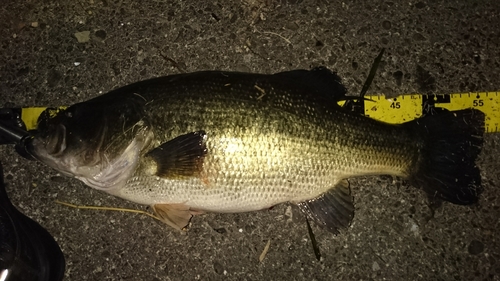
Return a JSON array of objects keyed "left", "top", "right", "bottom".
[{"left": 65, "top": 111, "right": 73, "bottom": 118}]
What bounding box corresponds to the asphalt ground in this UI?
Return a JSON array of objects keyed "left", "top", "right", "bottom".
[{"left": 0, "top": 0, "right": 499, "bottom": 280}]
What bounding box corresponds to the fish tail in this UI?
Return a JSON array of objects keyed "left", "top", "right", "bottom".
[{"left": 405, "top": 108, "right": 485, "bottom": 204}]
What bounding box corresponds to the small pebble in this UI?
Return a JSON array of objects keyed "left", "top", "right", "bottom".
[
  {"left": 468, "top": 240, "right": 484, "bottom": 255},
  {"left": 74, "top": 31, "right": 90, "bottom": 43}
]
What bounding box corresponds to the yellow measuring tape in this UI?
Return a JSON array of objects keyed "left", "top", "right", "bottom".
[
  {"left": 363, "top": 92, "right": 499, "bottom": 133},
  {"left": 19, "top": 92, "right": 499, "bottom": 133},
  {"left": 21, "top": 107, "right": 66, "bottom": 131}
]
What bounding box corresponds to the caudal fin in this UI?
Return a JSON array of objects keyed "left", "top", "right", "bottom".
[{"left": 406, "top": 109, "right": 485, "bottom": 205}]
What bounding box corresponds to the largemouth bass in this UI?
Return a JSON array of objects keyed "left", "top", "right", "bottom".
[{"left": 25, "top": 68, "right": 484, "bottom": 233}]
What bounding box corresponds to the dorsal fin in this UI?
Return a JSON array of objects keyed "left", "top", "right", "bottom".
[{"left": 273, "top": 67, "right": 348, "bottom": 101}]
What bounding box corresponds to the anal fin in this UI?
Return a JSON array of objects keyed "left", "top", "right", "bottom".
[
  {"left": 152, "top": 203, "right": 194, "bottom": 231},
  {"left": 297, "top": 179, "right": 355, "bottom": 234}
]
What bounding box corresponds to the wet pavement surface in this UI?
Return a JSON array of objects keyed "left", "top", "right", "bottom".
[{"left": 0, "top": 0, "right": 499, "bottom": 280}]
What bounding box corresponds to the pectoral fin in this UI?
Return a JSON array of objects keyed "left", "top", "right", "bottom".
[
  {"left": 152, "top": 203, "right": 194, "bottom": 231},
  {"left": 297, "top": 179, "right": 355, "bottom": 234},
  {"left": 147, "top": 131, "right": 207, "bottom": 179}
]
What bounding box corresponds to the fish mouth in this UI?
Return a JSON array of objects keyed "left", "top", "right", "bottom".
[
  {"left": 45, "top": 124, "right": 67, "bottom": 156},
  {"left": 24, "top": 123, "right": 67, "bottom": 162}
]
